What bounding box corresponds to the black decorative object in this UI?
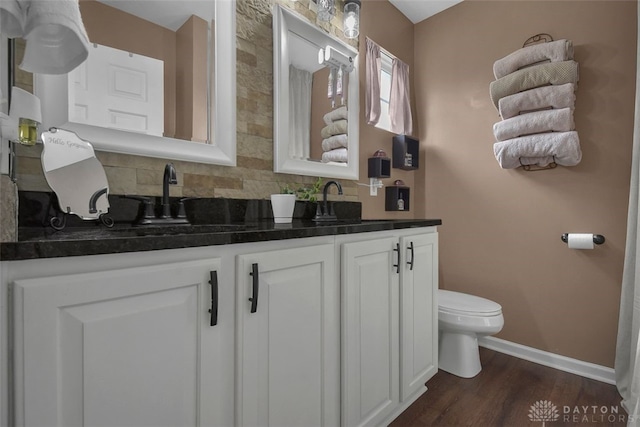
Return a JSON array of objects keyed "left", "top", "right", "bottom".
[
  {"left": 392, "top": 135, "right": 419, "bottom": 170},
  {"left": 368, "top": 149, "right": 391, "bottom": 178},
  {"left": 385, "top": 186, "right": 410, "bottom": 211}
]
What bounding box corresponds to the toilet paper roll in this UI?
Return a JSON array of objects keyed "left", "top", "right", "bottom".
[{"left": 567, "top": 233, "right": 594, "bottom": 250}]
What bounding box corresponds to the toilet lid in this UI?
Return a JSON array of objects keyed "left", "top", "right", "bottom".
[{"left": 438, "top": 289, "right": 502, "bottom": 317}]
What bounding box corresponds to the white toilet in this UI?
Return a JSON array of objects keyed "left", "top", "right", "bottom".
[{"left": 438, "top": 289, "right": 504, "bottom": 378}]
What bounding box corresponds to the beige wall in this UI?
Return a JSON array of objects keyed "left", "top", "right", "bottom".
[
  {"left": 415, "top": 0, "right": 636, "bottom": 367},
  {"left": 358, "top": 1, "right": 419, "bottom": 219},
  {"left": 175, "top": 15, "right": 209, "bottom": 143}
]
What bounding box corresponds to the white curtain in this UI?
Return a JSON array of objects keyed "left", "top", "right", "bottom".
[
  {"left": 615, "top": 5, "right": 640, "bottom": 424},
  {"left": 365, "top": 37, "right": 381, "bottom": 126},
  {"left": 389, "top": 58, "right": 413, "bottom": 135},
  {"left": 288, "top": 64, "right": 312, "bottom": 160}
]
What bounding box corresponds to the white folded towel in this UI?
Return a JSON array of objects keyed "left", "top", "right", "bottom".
[
  {"left": 1, "top": 0, "right": 24, "bottom": 38},
  {"left": 499, "top": 83, "right": 576, "bottom": 120},
  {"left": 321, "top": 148, "right": 348, "bottom": 163},
  {"left": 493, "top": 131, "right": 581, "bottom": 169},
  {"left": 320, "top": 119, "right": 348, "bottom": 139},
  {"left": 323, "top": 106, "right": 348, "bottom": 125},
  {"left": 489, "top": 61, "right": 579, "bottom": 109},
  {"left": 20, "top": 0, "right": 90, "bottom": 74},
  {"left": 493, "top": 39, "right": 574, "bottom": 79},
  {"left": 493, "top": 107, "right": 574, "bottom": 142},
  {"left": 322, "top": 134, "right": 348, "bottom": 152}
]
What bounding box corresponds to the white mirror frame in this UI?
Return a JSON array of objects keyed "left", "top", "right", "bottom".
[
  {"left": 34, "top": 0, "right": 236, "bottom": 166},
  {"left": 273, "top": 4, "right": 359, "bottom": 180}
]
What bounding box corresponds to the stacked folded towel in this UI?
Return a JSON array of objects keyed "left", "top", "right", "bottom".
[
  {"left": 489, "top": 40, "right": 581, "bottom": 169},
  {"left": 320, "top": 106, "right": 349, "bottom": 163},
  {"left": 493, "top": 39, "right": 574, "bottom": 79}
]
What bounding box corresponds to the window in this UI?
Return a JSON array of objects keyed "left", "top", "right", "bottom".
[
  {"left": 365, "top": 37, "right": 412, "bottom": 135},
  {"left": 375, "top": 51, "right": 393, "bottom": 133}
]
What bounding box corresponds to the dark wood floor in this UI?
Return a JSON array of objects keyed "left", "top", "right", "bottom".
[{"left": 392, "top": 347, "right": 625, "bottom": 427}]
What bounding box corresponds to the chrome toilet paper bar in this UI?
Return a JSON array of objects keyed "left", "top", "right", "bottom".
[{"left": 561, "top": 233, "right": 605, "bottom": 245}]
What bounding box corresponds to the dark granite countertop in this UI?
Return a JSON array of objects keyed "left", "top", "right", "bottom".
[
  {"left": 2, "top": 192, "right": 441, "bottom": 261},
  {"left": 1, "top": 219, "right": 442, "bottom": 261}
]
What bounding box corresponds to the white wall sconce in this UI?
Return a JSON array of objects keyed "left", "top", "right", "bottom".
[
  {"left": 0, "top": 87, "right": 43, "bottom": 181},
  {"left": 8, "top": 86, "right": 42, "bottom": 146},
  {"left": 343, "top": 0, "right": 361, "bottom": 39}
]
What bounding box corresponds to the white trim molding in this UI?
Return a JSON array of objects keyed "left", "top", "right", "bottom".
[{"left": 479, "top": 336, "right": 616, "bottom": 385}]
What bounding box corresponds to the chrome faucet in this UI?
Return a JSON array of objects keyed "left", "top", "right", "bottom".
[
  {"left": 314, "top": 180, "right": 343, "bottom": 222},
  {"left": 161, "top": 163, "right": 177, "bottom": 218}
]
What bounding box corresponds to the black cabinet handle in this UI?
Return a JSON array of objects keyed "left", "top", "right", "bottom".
[
  {"left": 393, "top": 243, "right": 400, "bottom": 274},
  {"left": 249, "top": 263, "right": 259, "bottom": 313},
  {"left": 208, "top": 270, "right": 218, "bottom": 326},
  {"left": 407, "top": 241, "right": 414, "bottom": 271}
]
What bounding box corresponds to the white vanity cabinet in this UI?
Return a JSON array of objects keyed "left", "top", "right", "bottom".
[
  {"left": 3, "top": 226, "right": 438, "bottom": 427},
  {"left": 9, "top": 251, "right": 235, "bottom": 427},
  {"left": 236, "top": 242, "right": 340, "bottom": 427},
  {"left": 340, "top": 230, "right": 438, "bottom": 427}
]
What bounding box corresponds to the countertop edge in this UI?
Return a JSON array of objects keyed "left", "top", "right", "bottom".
[{"left": 1, "top": 219, "right": 442, "bottom": 261}]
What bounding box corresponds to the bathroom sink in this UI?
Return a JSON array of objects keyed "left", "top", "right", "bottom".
[{"left": 108, "top": 224, "right": 254, "bottom": 237}]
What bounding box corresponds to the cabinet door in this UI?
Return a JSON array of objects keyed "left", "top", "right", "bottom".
[
  {"left": 400, "top": 232, "right": 439, "bottom": 401},
  {"left": 12, "top": 258, "right": 224, "bottom": 427},
  {"left": 237, "top": 244, "right": 339, "bottom": 427},
  {"left": 342, "top": 237, "right": 400, "bottom": 427}
]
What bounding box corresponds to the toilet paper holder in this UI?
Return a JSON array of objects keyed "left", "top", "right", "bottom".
[{"left": 561, "top": 233, "right": 605, "bottom": 245}]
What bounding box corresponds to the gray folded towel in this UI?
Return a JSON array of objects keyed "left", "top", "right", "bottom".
[
  {"left": 493, "top": 107, "right": 574, "bottom": 142},
  {"left": 489, "top": 61, "right": 579, "bottom": 109},
  {"left": 321, "top": 120, "right": 348, "bottom": 139},
  {"left": 499, "top": 83, "right": 576, "bottom": 119},
  {"left": 493, "top": 39, "right": 574, "bottom": 79},
  {"left": 323, "top": 106, "right": 348, "bottom": 125},
  {"left": 321, "top": 148, "right": 348, "bottom": 163},
  {"left": 493, "top": 131, "right": 581, "bottom": 169},
  {"left": 322, "top": 134, "right": 348, "bottom": 151}
]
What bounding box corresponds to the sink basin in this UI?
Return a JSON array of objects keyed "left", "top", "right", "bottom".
[{"left": 108, "top": 224, "right": 253, "bottom": 237}]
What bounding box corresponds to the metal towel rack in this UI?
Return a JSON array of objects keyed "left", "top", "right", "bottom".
[{"left": 523, "top": 33, "right": 554, "bottom": 47}]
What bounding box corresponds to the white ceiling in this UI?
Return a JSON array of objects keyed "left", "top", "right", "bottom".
[{"left": 387, "top": 0, "right": 463, "bottom": 24}]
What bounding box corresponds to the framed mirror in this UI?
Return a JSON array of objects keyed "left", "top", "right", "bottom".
[
  {"left": 34, "top": 0, "right": 236, "bottom": 165},
  {"left": 273, "top": 4, "right": 359, "bottom": 180}
]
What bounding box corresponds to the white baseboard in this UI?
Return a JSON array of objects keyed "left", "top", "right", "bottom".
[{"left": 478, "top": 336, "right": 616, "bottom": 385}]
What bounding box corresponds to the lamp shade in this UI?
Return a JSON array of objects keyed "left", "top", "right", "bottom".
[
  {"left": 9, "top": 87, "right": 42, "bottom": 124},
  {"left": 316, "top": 0, "right": 335, "bottom": 22},
  {"left": 343, "top": 0, "right": 360, "bottom": 39}
]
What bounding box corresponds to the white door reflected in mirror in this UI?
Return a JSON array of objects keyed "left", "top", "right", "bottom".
[{"left": 70, "top": 44, "right": 164, "bottom": 137}]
